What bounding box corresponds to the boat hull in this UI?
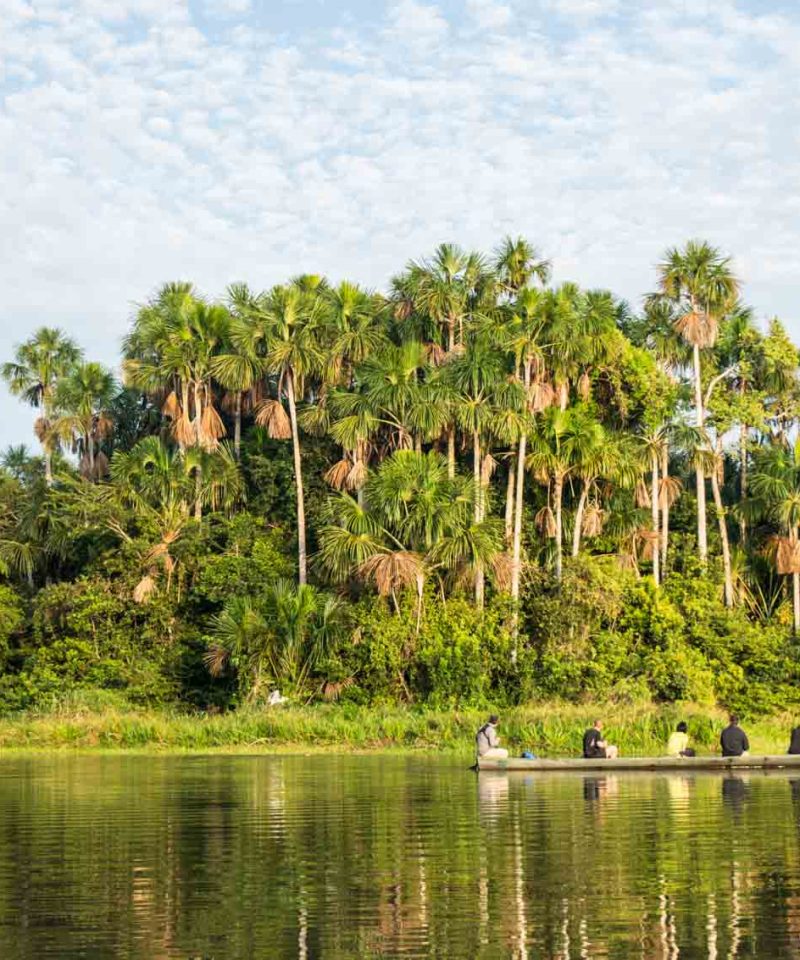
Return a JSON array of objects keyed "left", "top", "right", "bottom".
[{"left": 477, "top": 755, "right": 800, "bottom": 772}]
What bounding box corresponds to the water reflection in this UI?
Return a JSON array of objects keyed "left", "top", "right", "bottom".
[{"left": 0, "top": 758, "right": 799, "bottom": 957}]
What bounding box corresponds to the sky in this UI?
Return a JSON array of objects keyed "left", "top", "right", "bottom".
[{"left": 1, "top": 0, "right": 799, "bottom": 448}]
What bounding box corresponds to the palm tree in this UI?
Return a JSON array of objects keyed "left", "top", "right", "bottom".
[
  {"left": 494, "top": 236, "right": 550, "bottom": 299},
  {"left": 52, "top": 362, "right": 117, "bottom": 480},
  {"left": 746, "top": 442, "right": 800, "bottom": 634},
  {"left": 1, "top": 327, "right": 82, "bottom": 485},
  {"left": 229, "top": 282, "right": 324, "bottom": 585},
  {"left": 207, "top": 581, "right": 346, "bottom": 700},
  {"left": 657, "top": 241, "right": 740, "bottom": 562},
  {"left": 527, "top": 405, "right": 604, "bottom": 581}
]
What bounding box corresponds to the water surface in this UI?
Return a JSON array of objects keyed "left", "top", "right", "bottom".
[{"left": 0, "top": 755, "right": 799, "bottom": 958}]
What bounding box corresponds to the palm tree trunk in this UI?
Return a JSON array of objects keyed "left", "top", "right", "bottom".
[
  {"left": 554, "top": 473, "right": 564, "bottom": 582},
  {"left": 651, "top": 450, "right": 660, "bottom": 587},
  {"left": 739, "top": 419, "right": 747, "bottom": 545},
  {"left": 88, "top": 432, "right": 96, "bottom": 480},
  {"left": 234, "top": 392, "right": 242, "bottom": 460},
  {"left": 693, "top": 342, "right": 708, "bottom": 562},
  {"left": 660, "top": 443, "right": 669, "bottom": 574},
  {"left": 504, "top": 462, "right": 515, "bottom": 547},
  {"left": 511, "top": 362, "right": 531, "bottom": 608},
  {"left": 572, "top": 480, "right": 589, "bottom": 558},
  {"left": 793, "top": 572, "right": 800, "bottom": 637},
  {"left": 193, "top": 382, "right": 203, "bottom": 520},
  {"left": 286, "top": 370, "right": 307, "bottom": 585},
  {"left": 473, "top": 430, "right": 484, "bottom": 608},
  {"left": 447, "top": 426, "right": 455, "bottom": 480},
  {"left": 710, "top": 440, "right": 733, "bottom": 607}
]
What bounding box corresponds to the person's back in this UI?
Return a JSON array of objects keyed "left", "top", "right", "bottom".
[
  {"left": 582, "top": 720, "right": 617, "bottom": 759},
  {"left": 667, "top": 730, "right": 689, "bottom": 757},
  {"left": 475, "top": 715, "right": 508, "bottom": 760},
  {"left": 788, "top": 726, "right": 800, "bottom": 755},
  {"left": 720, "top": 716, "right": 749, "bottom": 757}
]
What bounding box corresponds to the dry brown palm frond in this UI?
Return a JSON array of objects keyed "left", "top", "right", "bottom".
[
  {"left": 774, "top": 535, "right": 800, "bottom": 575},
  {"left": 577, "top": 371, "right": 592, "bottom": 401},
  {"left": 616, "top": 552, "right": 639, "bottom": 574},
  {"left": 204, "top": 644, "right": 229, "bottom": 678},
  {"left": 636, "top": 527, "right": 660, "bottom": 561},
  {"left": 530, "top": 381, "right": 555, "bottom": 413},
  {"left": 535, "top": 505, "right": 557, "bottom": 538},
  {"left": 78, "top": 454, "right": 92, "bottom": 479},
  {"left": 220, "top": 390, "right": 238, "bottom": 414},
  {"left": 346, "top": 459, "right": 368, "bottom": 491},
  {"left": 324, "top": 458, "right": 351, "bottom": 490},
  {"left": 426, "top": 342, "right": 447, "bottom": 367},
  {"left": 322, "top": 676, "right": 355, "bottom": 702},
  {"left": 533, "top": 467, "right": 550, "bottom": 486},
  {"left": 201, "top": 404, "right": 226, "bottom": 445},
  {"left": 675, "top": 310, "right": 717, "bottom": 348},
  {"left": 396, "top": 428, "right": 413, "bottom": 451},
  {"left": 490, "top": 552, "right": 514, "bottom": 593},
  {"left": 95, "top": 414, "right": 114, "bottom": 439},
  {"left": 133, "top": 574, "right": 157, "bottom": 604},
  {"left": 34, "top": 416, "right": 50, "bottom": 442},
  {"left": 481, "top": 453, "right": 497, "bottom": 485},
  {"left": 634, "top": 479, "right": 651, "bottom": 509},
  {"left": 360, "top": 551, "right": 422, "bottom": 595},
  {"left": 255, "top": 399, "right": 291, "bottom": 439},
  {"left": 161, "top": 391, "right": 181, "bottom": 420},
  {"left": 173, "top": 413, "right": 195, "bottom": 447},
  {"left": 394, "top": 299, "right": 413, "bottom": 321},
  {"left": 93, "top": 451, "right": 109, "bottom": 479},
  {"left": 555, "top": 381, "right": 569, "bottom": 408},
  {"left": 658, "top": 475, "right": 682, "bottom": 508},
  {"left": 581, "top": 502, "right": 605, "bottom": 538}
]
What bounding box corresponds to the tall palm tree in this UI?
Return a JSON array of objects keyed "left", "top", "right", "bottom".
[
  {"left": 657, "top": 241, "right": 740, "bottom": 562},
  {"left": 52, "top": 362, "right": 117, "bottom": 480},
  {"left": 746, "top": 442, "right": 800, "bottom": 634},
  {"left": 230, "top": 282, "right": 324, "bottom": 585},
  {"left": 1, "top": 327, "right": 82, "bottom": 485},
  {"left": 493, "top": 236, "right": 551, "bottom": 299}
]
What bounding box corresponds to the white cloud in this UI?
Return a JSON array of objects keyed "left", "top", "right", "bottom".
[
  {"left": 1, "top": 0, "right": 799, "bottom": 448},
  {"left": 385, "top": 0, "right": 448, "bottom": 50},
  {"left": 466, "top": 0, "right": 512, "bottom": 30},
  {"left": 202, "top": 0, "right": 251, "bottom": 19}
]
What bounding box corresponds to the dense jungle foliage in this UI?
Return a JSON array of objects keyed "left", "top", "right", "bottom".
[{"left": 2, "top": 237, "right": 800, "bottom": 718}]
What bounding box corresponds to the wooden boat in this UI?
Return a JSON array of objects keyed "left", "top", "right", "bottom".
[{"left": 478, "top": 755, "right": 800, "bottom": 772}]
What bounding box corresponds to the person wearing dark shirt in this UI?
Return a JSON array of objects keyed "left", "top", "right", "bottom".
[
  {"left": 788, "top": 726, "right": 800, "bottom": 755},
  {"left": 582, "top": 719, "right": 618, "bottom": 759},
  {"left": 720, "top": 715, "right": 750, "bottom": 757}
]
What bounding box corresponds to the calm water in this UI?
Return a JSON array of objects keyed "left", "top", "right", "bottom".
[{"left": 0, "top": 756, "right": 799, "bottom": 958}]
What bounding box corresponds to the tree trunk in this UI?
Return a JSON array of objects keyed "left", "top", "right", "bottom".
[
  {"left": 193, "top": 381, "right": 203, "bottom": 520},
  {"left": 234, "top": 392, "right": 242, "bottom": 460},
  {"left": 572, "top": 480, "right": 590, "bottom": 558},
  {"left": 693, "top": 342, "right": 708, "bottom": 562},
  {"left": 511, "top": 362, "right": 531, "bottom": 607},
  {"left": 447, "top": 426, "right": 455, "bottom": 480},
  {"left": 710, "top": 441, "right": 733, "bottom": 608},
  {"left": 504, "top": 462, "right": 515, "bottom": 547},
  {"left": 651, "top": 449, "right": 660, "bottom": 587},
  {"left": 793, "top": 572, "right": 800, "bottom": 637},
  {"left": 44, "top": 449, "right": 53, "bottom": 486},
  {"left": 554, "top": 473, "right": 564, "bottom": 582},
  {"left": 286, "top": 371, "right": 307, "bottom": 585},
  {"left": 473, "top": 430, "right": 483, "bottom": 608},
  {"left": 194, "top": 469, "right": 203, "bottom": 520},
  {"left": 660, "top": 443, "right": 669, "bottom": 574},
  {"left": 739, "top": 419, "right": 747, "bottom": 545}
]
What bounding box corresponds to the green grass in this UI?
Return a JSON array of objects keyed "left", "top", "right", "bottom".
[{"left": 0, "top": 699, "right": 795, "bottom": 756}]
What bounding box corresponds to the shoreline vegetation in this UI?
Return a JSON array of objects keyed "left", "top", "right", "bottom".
[
  {"left": 2, "top": 237, "right": 800, "bottom": 730},
  {"left": 0, "top": 701, "right": 794, "bottom": 757}
]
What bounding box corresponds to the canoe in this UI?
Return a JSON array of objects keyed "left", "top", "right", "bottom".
[{"left": 478, "top": 755, "right": 800, "bottom": 772}]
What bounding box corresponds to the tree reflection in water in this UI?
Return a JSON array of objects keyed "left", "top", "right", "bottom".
[{"left": 0, "top": 757, "right": 798, "bottom": 957}]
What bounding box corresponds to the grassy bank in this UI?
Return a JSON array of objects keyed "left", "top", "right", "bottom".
[{"left": 0, "top": 699, "right": 796, "bottom": 755}]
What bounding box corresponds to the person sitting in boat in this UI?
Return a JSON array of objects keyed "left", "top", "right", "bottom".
[
  {"left": 720, "top": 715, "right": 749, "bottom": 757},
  {"left": 476, "top": 715, "right": 508, "bottom": 760},
  {"left": 788, "top": 724, "right": 800, "bottom": 754},
  {"left": 667, "top": 721, "right": 696, "bottom": 758},
  {"left": 582, "top": 720, "right": 618, "bottom": 760}
]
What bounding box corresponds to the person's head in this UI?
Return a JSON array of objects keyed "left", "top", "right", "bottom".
[
  {"left": 488, "top": 714, "right": 500, "bottom": 726},
  {"left": 729, "top": 714, "right": 739, "bottom": 726},
  {"left": 593, "top": 719, "right": 603, "bottom": 730},
  {"left": 677, "top": 722, "right": 688, "bottom": 734}
]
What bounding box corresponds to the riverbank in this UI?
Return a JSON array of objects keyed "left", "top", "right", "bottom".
[{"left": 0, "top": 700, "right": 795, "bottom": 755}]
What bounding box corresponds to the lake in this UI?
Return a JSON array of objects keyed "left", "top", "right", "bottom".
[{"left": 0, "top": 755, "right": 799, "bottom": 958}]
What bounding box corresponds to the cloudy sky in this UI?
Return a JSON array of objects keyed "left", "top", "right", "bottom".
[{"left": 1, "top": 0, "right": 799, "bottom": 448}]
